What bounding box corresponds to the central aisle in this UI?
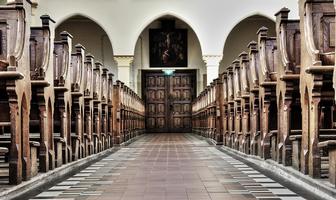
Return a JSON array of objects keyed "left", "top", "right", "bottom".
[{"left": 30, "top": 133, "right": 305, "bottom": 200}]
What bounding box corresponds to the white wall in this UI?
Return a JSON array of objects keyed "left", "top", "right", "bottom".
[
  {"left": 33, "top": 0, "right": 299, "bottom": 57},
  {"left": 133, "top": 18, "right": 206, "bottom": 95}
]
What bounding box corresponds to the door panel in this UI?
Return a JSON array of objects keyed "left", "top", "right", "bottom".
[{"left": 143, "top": 70, "right": 196, "bottom": 133}]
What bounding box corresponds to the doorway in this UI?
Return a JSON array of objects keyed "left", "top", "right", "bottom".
[{"left": 142, "top": 70, "right": 196, "bottom": 133}]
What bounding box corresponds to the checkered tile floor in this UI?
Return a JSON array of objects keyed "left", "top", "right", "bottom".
[{"left": 29, "top": 133, "right": 306, "bottom": 200}]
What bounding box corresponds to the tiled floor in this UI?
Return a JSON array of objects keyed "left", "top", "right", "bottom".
[{"left": 29, "top": 133, "right": 306, "bottom": 200}]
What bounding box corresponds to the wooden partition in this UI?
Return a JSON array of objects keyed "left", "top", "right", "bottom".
[
  {"left": 113, "top": 81, "right": 145, "bottom": 145},
  {"left": 0, "top": 0, "right": 32, "bottom": 185},
  {"left": 192, "top": 2, "right": 336, "bottom": 188},
  {"left": 0, "top": 0, "right": 145, "bottom": 185}
]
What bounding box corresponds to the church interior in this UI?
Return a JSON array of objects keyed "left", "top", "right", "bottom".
[{"left": 0, "top": 0, "right": 335, "bottom": 199}]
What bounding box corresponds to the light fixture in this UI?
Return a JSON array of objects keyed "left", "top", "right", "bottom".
[{"left": 162, "top": 69, "right": 175, "bottom": 76}]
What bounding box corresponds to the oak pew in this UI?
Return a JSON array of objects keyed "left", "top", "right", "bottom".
[
  {"left": 0, "top": 0, "right": 32, "bottom": 184},
  {"left": 227, "top": 65, "right": 235, "bottom": 148},
  {"left": 247, "top": 41, "right": 261, "bottom": 156},
  {"left": 257, "top": 27, "right": 278, "bottom": 160},
  {"left": 214, "top": 78, "right": 224, "bottom": 145},
  {"left": 221, "top": 72, "right": 229, "bottom": 147},
  {"left": 208, "top": 84, "right": 216, "bottom": 140},
  {"left": 70, "top": 44, "right": 85, "bottom": 161},
  {"left": 232, "top": 60, "right": 242, "bottom": 151},
  {"left": 100, "top": 67, "right": 109, "bottom": 150},
  {"left": 239, "top": 52, "right": 251, "bottom": 154},
  {"left": 275, "top": 8, "right": 302, "bottom": 166},
  {"left": 29, "top": 15, "right": 56, "bottom": 173},
  {"left": 83, "top": 54, "right": 94, "bottom": 156},
  {"left": 53, "top": 31, "right": 73, "bottom": 166},
  {"left": 107, "top": 73, "right": 114, "bottom": 148},
  {"left": 299, "top": 0, "right": 335, "bottom": 178},
  {"left": 112, "top": 80, "right": 145, "bottom": 145},
  {"left": 92, "top": 62, "right": 103, "bottom": 153}
]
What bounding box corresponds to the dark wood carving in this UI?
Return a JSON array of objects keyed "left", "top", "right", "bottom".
[{"left": 143, "top": 70, "right": 196, "bottom": 133}]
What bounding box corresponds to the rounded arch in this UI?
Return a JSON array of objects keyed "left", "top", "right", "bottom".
[
  {"left": 132, "top": 13, "right": 206, "bottom": 95},
  {"left": 55, "top": 12, "right": 115, "bottom": 54},
  {"left": 132, "top": 11, "right": 204, "bottom": 55},
  {"left": 55, "top": 13, "right": 117, "bottom": 76},
  {"left": 220, "top": 13, "right": 275, "bottom": 73}
]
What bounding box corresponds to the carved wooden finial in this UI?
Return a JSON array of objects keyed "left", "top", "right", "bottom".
[
  {"left": 257, "top": 26, "right": 268, "bottom": 39},
  {"left": 60, "top": 31, "right": 73, "bottom": 39},
  {"left": 248, "top": 41, "right": 258, "bottom": 53},
  {"left": 232, "top": 59, "right": 240, "bottom": 70},
  {"left": 75, "top": 43, "right": 86, "bottom": 51},
  {"left": 275, "top": 7, "right": 290, "bottom": 20},
  {"left": 40, "top": 15, "right": 55, "bottom": 27},
  {"left": 239, "top": 51, "right": 248, "bottom": 63}
]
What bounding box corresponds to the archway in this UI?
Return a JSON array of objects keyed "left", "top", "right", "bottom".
[
  {"left": 220, "top": 15, "right": 275, "bottom": 73},
  {"left": 133, "top": 15, "right": 206, "bottom": 96},
  {"left": 134, "top": 15, "right": 204, "bottom": 133},
  {"left": 55, "top": 15, "right": 117, "bottom": 78}
]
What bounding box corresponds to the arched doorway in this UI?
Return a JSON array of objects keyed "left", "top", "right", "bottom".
[{"left": 134, "top": 16, "right": 204, "bottom": 133}]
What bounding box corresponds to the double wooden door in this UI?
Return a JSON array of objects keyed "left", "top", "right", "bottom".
[{"left": 142, "top": 70, "right": 196, "bottom": 133}]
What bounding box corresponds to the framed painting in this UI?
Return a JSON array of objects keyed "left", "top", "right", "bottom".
[{"left": 149, "top": 28, "right": 188, "bottom": 67}]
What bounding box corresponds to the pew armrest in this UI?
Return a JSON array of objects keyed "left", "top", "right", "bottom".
[
  {"left": 318, "top": 140, "right": 336, "bottom": 148},
  {"left": 268, "top": 130, "right": 278, "bottom": 137},
  {"left": 255, "top": 131, "right": 261, "bottom": 137},
  {"left": 30, "top": 141, "right": 40, "bottom": 147},
  {"left": 71, "top": 133, "right": 80, "bottom": 140},
  {"left": 54, "top": 136, "right": 65, "bottom": 144},
  {"left": 289, "top": 135, "right": 302, "bottom": 141},
  {"left": 0, "top": 147, "right": 8, "bottom": 154}
]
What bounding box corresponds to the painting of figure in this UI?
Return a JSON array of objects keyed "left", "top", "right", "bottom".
[{"left": 149, "top": 28, "right": 187, "bottom": 67}]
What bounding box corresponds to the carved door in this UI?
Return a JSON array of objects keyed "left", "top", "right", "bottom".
[{"left": 143, "top": 70, "right": 196, "bottom": 133}]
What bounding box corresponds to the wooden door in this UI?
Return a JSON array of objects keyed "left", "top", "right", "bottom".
[{"left": 142, "top": 70, "right": 196, "bottom": 133}]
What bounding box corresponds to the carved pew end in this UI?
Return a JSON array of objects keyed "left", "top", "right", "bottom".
[{"left": 318, "top": 140, "right": 336, "bottom": 186}]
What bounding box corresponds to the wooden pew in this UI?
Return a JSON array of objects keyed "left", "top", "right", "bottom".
[
  {"left": 92, "top": 62, "right": 103, "bottom": 153},
  {"left": 208, "top": 84, "right": 216, "bottom": 140},
  {"left": 53, "top": 31, "right": 73, "bottom": 166},
  {"left": 112, "top": 80, "right": 145, "bottom": 145},
  {"left": 0, "top": 0, "right": 32, "bottom": 184},
  {"left": 113, "top": 80, "right": 122, "bottom": 145},
  {"left": 70, "top": 44, "right": 85, "bottom": 161},
  {"left": 233, "top": 59, "right": 243, "bottom": 151},
  {"left": 239, "top": 52, "right": 251, "bottom": 154},
  {"left": 275, "top": 8, "right": 302, "bottom": 166},
  {"left": 227, "top": 65, "right": 235, "bottom": 148},
  {"left": 247, "top": 41, "right": 261, "bottom": 156},
  {"left": 100, "top": 67, "right": 109, "bottom": 150},
  {"left": 214, "top": 78, "right": 224, "bottom": 145},
  {"left": 107, "top": 73, "right": 114, "bottom": 148},
  {"left": 257, "top": 27, "right": 278, "bottom": 160},
  {"left": 29, "top": 15, "right": 56, "bottom": 172},
  {"left": 221, "top": 72, "right": 230, "bottom": 147},
  {"left": 83, "top": 54, "right": 94, "bottom": 156},
  {"left": 299, "top": 0, "right": 335, "bottom": 178}
]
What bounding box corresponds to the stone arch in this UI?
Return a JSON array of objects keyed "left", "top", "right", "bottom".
[
  {"left": 132, "top": 14, "right": 206, "bottom": 95},
  {"left": 55, "top": 14, "right": 117, "bottom": 76},
  {"left": 132, "top": 12, "right": 204, "bottom": 56},
  {"left": 220, "top": 14, "right": 276, "bottom": 73}
]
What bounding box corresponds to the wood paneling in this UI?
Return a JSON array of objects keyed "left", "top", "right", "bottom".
[{"left": 142, "top": 70, "right": 196, "bottom": 133}]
